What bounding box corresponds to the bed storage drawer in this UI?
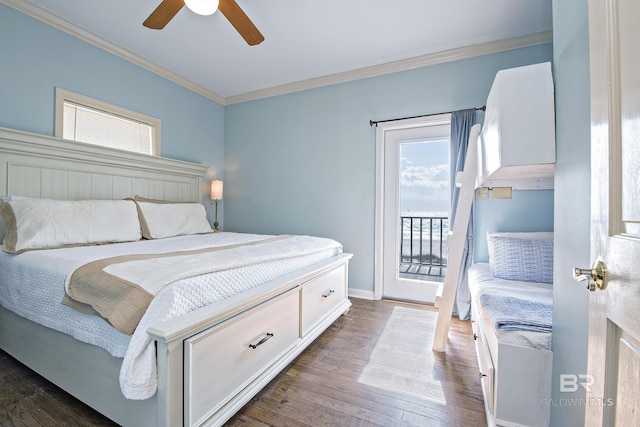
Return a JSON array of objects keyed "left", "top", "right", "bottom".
[
  {"left": 184, "top": 289, "right": 300, "bottom": 427},
  {"left": 473, "top": 317, "right": 495, "bottom": 418},
  {"left": 300, "top": 264, "right": 346, "bottom": 335}
]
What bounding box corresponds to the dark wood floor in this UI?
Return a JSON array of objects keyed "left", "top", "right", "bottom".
[{"left": 0, "top": 298, "right": 486, "bottom": 427}]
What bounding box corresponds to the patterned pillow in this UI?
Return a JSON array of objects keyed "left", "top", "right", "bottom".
[
  {"left": 489, "top": 236, "right": 553, "bottom": 284},
  {"left": 487, "top": 231, "right": 553, "bottom": 273}
]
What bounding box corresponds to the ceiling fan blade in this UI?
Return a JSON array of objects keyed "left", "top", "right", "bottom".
[
  {"left": 143, "top": 0, "right": 185, "bottom": 30},
  {"left": 219, "top": 0, "right": 264, "bottom": 46}
]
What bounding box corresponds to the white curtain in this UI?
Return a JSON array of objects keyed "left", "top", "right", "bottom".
[{"left": 449, "top": 109, "right": 476, "bottom": 320}]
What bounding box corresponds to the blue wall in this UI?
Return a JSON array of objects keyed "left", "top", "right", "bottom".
[
  {"left": 1, "top": 3, "right": 556, "bottom": 297},
  {"left": 0, "top": 4, "right": 225, "bottom": 224},
  {"left": 551, "top": 0, "right": 591, "bottom": 425},
  {"left": 224, "top": 45, "right": 554, "bottom": 293},
  {"left": 474, "top": 190, "right": 554, "bottom": 262},
  {"left": 2, "top": 3, "right": 589, "bottom": 421}
]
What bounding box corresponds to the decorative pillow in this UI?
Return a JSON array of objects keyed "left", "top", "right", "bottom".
[
  {"left": 489, "top": 235, "right": 554, "bottom": 284},
  {"left": 487, "top": 231, "right": 553, "bottom": 273},
  {"left": 0, "top": 199, "right": 142, "bottom": 253},
  {"left": 133, "top": 196, "right": 212, "bottom": 239},
  {"left": 0, "top": 196, "right": 24, "bottom": 241}
]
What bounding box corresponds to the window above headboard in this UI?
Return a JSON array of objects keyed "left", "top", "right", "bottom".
[{"left": 54, "top": 88, "right": 162, "bottom": 156}]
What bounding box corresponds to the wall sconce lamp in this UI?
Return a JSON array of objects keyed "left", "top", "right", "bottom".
[{"left": 211, "top": 179, "right": 223, "bottom": 232}]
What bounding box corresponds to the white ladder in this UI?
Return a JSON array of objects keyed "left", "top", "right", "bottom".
[{"left": 433, "top": 124, "right": 481, "bottom": 352}]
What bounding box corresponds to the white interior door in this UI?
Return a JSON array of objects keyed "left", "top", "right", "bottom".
[
  {"left": 376, "top": 115, "right": 450, "bottom": 303},
  {"left": 584, "top": 0, "right": 640, "bottom": 425}
]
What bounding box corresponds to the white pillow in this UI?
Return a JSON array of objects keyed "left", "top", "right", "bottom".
[
  {"left": 134, "top": 198, "right": 212, "bottom": 239},
  {"left": 0, "top": 199, "right": 142, "bottom": 253},
  {"left": 487, "top": 231, "right": 553, "bottom": 273},
  {"left": 1, "top": 195, "right": 31, "bottom": 202}
]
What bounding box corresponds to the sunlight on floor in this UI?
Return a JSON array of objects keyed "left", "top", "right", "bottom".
[{"left": 357, "top": 305, "right": 446, "bottom": 404}]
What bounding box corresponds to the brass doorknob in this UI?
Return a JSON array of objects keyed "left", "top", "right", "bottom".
[{"left": 573, "top": 260, "right": 607, "bottom": 291}]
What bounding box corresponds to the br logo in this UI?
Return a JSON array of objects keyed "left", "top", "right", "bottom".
[{"left": 560, "top": 374, "right": 595, "bottom": 392}]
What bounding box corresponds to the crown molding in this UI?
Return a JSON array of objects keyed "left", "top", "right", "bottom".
[
  {"left": 4, "top": 0, "right": 551, "bottom": 107},
  {"left": 2, "top": 0, "right": 227, "bottom": 105},
  {"left": 226, "top": 30, "right": 553, "bottom": 104}
]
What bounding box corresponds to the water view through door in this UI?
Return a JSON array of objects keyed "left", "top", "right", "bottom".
[
  {"left": 399, "top": 141, "right": 450, "bottom": 283},
  {"left": 380, "top": 116, "right": 451, "bottom": 303}
]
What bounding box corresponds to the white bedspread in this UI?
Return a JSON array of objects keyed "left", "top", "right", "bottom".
[
  {"left": 468, "top": 263, "right": 552, "bottom": 350},
  {"left": 0, "top": 232, "right": 342, "bottom": 399}
]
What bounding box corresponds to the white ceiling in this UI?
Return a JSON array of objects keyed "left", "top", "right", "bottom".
[{"left": 5, "top": 0, "right": 553, "bottom": 104}]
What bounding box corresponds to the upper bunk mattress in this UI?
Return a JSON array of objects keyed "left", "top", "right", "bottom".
[{"left": 468, "top": 263, "right": 552, "bottom": 351}]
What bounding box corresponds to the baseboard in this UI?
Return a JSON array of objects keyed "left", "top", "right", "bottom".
[{"left": 348, "top": 288, "right": 376, "bottom": 300}]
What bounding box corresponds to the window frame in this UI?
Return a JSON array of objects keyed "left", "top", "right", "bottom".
[
  {"left": 374, "top": 113, "right": 452, "bottom": 302},
  {"left": 54, "top": 87, "right": 161, "bottom": 156}
]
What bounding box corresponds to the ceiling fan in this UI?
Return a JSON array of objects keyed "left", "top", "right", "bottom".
[{"left": 143, "top": 0, "right": 264, "bottom": 46}]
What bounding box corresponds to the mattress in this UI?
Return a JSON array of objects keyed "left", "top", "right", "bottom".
[
  {"left": 0, "top": 232, "right": 342, "bottom": 399},
  {"left": 468, "top": 263, "right": 552, "bottom": 350}
]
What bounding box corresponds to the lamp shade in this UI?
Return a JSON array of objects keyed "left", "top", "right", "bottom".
[
  {"left": 211, "top": 180, "right": 223, "bottom": 200},
  {"left": 184, "top": 0, "right": 219, "bottom": 16}
]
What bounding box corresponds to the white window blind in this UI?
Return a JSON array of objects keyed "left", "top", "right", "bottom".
[
  {"left": 55, "top": 88, "right": 161, "bottom": 156},
  {"left": 63, "top": 101, "right": 154, "bottom": 155}
]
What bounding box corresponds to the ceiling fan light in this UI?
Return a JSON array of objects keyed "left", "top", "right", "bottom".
[{"left": 184, "top": 0, "right": 219, "bottom": 16}]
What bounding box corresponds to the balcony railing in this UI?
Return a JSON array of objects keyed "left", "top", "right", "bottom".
[{"left": 400, "top": 216, "right": 449, "bottom": 281}]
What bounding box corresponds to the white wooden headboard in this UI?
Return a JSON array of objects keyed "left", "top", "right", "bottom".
[
  {"left": 0, "top": 127, "right": 208, "bottom": 201},
  {"left": 0, "top": 126, "right": 209, "bottom": 237}
]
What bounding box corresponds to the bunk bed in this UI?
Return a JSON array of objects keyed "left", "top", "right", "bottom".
[
  {"left": 477, "top": 62, "right": 555, "bottom": 190},
  {"left": 0, "top": 126, "right": 352, "bottom": 427},
  {"left": 470, "top": 232, "right": 553, "bottom": 427},
  {"left": 471, "top": 62, "right": 556, "bottom": 427}
]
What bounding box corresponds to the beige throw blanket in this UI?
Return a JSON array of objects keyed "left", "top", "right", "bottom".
[{"left": 63, "top": 235, "right": 336, "bottom": 335}]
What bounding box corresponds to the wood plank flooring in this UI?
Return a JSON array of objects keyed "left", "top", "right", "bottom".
[{"left": 0, "top": 298, "right": 486, "bottom": 426}]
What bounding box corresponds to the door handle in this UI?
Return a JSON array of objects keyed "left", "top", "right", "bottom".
[
  {"left": 573, "top": 260, "right": 607, "bottom": 291},
  {"left": 249, "top": 333, "right": 274, "bottom": 349}
]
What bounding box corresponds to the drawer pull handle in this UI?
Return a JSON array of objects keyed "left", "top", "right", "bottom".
[
  {"left": 249, "top": 333, "right": 274, "bottom": 349},
  {"left": 322, "top": 289, "right": 335, "bottom": 298},
  {"left": 473, "top": 333, "right": 478, "bottom": 341}
]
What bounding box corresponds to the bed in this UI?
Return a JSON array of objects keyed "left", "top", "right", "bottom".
[
  {"left": 0, "top": 126, "right": 353, "bottom": 427},
  {"left": 469, "top": 232, "right": 553, "bottom": 427}
]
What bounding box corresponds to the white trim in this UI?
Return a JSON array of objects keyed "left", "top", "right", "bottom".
[
  {"left": 225, "top": 31, "right": 553, "bottom": 105},
  {"left": 2, "top": 0, "right": 552, "bottom": 106},
  {"left": 374, "top": 115, "right": 451, "bottom": 302},
  {"left": 348, "top": 288, "right": 376, "bottom": 301},
  {"left": 54, "top": 87, "right": 162, "bottom": 156},
  {"left": 374, "top": 124, "right": 386, "bottom": 301},
  {"left": 0, "top": 126, "right": 207, "bottom": 184},
  {"left": 1, "top": 0, "right": 226, "bottom": 105}
]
